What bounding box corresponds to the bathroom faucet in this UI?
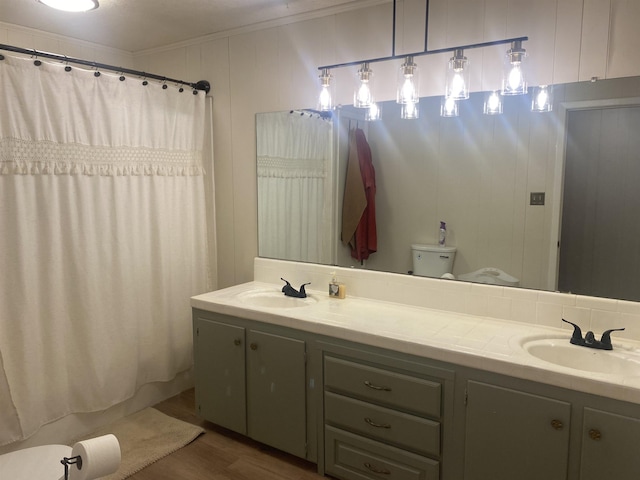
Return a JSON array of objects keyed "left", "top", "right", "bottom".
[
  {"left": 561, "top": 319, "right": 625, "bottom": 350},
  {"left": 281, "top": 278, "right": 310, "bottom": 298}
]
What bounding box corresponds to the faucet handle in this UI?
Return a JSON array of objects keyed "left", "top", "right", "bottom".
[
  {"left": 562, "top": 319, "right": 585, "bottom": 345},
  {"left": 600, "top": 328, "right": 625, "bottom": 350}
]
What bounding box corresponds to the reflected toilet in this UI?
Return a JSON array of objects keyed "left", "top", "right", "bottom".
[{"left": 411, "top": 244, "right": 456, "bottom": 278}]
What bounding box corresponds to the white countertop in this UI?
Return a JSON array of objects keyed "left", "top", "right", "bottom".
[{"left": 191, "top": 282, "right": 640, "bottom": 404}]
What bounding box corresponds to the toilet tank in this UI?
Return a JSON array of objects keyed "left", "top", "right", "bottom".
[{"left": 411, "top": 244, "right": 457, "bottom": 278}]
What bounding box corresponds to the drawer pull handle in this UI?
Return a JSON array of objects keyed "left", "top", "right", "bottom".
[
  {"left": 234, "top": 338, "right": 241, "bottom": 346},
  {"left": 365, "top": 417, "right": 391, "bottom": 429},
  {"left": 364, "top": 462, "right": 391, "bottom": 475},
  {"left": 589, "top": 429, "right": 602, "bottom": 441},
  {"left": 250, "top": 343, "right": 258, "bottom": 350},
  {"left": 364, "top": 380, "right": 392, "bottom": 392}
]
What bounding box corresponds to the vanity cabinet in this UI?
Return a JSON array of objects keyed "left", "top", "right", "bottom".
[
  {"left": 322, "top": 352, "right": 451, "bottom": 480},
  {"left": 193, "top": 311, "right": 308, "bottom": 459},
  {"left": 579, "top": 408, "right": 640, "bottom": 480},
  {"left": 462, "top": 379, "right": 640, "bottom": 480},
  {"left": 463, "top": 380, "right": 571, "bottom": 480}
]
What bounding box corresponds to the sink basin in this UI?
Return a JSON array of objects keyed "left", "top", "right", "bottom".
[
  {"left": 522, "top": 336, "right": 640, "bottom": 375},
  {"left": 237, "top": 289, "right": 318, "bottom": 309}
]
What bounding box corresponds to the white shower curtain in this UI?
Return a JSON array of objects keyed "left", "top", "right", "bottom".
[
  {"left": 0, "top": 54, "right": 210, "bottom": 445},
  {"left": 257, "top": 111, "right": 333, "bottom": 264}
]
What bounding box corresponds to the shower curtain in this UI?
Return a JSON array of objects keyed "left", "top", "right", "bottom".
[
  {"left": 257, "top": 111, "right": 333, "bottom": 264},
  {"left": 0, "top": 54, "right": 210, "bottom": 445}
]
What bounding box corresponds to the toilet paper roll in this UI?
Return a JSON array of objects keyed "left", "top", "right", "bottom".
[{"left": 69, "top": 434, "right": 121, "bottom": 480}]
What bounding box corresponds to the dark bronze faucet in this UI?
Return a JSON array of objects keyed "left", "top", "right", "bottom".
[
  {"left": 562, "top": 319, "right": 625, "bottom": 350},
  {"left": 281, "top": 278, "right": 310, "bottom": 298}
]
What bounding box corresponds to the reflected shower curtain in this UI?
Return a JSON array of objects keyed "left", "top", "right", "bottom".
[
  {"left": 257, "top": 111, "right": 333, "bottom": 264},
  {"left": 0, "top": 55, "right": 210, "bottom": 445}
]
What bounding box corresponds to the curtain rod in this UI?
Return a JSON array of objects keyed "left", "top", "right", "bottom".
[{"left": 0, "top": 43, "right": 210, "bottom": 94}]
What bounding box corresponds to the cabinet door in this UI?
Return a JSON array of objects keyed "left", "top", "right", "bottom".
[
  {"left": 246, "top": 329, "right": 306, "bottom": 458},
  {"left": 580, "top": 407, "right": 640, "bottom": 480},
  {"left": 464, "top": 381, "right": 571, "bottom": 480},
  {"left": 194, "top": 318, "right": 246, "bottom": 434}
]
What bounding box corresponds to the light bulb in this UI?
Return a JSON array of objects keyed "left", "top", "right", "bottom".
[
  {"left": 483, "top": 91, "right": 503, "bottom": 115},
  {"left": 440, "top": 97, "right": 458, "bottom": 117},
  {"left": 502, "top": 40, "right": 527, "bottom": 95},
  {"left": 397, "top": 56, "right": 419, "bottom": 104},
  {"left": 318, "top": 68, "right": 334, "bottom": 111}
]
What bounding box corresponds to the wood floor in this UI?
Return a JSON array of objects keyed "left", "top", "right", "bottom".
[{"left": 129, "top": 389, "right": 326, "bottom": 480}]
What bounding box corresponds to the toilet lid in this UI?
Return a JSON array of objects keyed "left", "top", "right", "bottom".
[{"left": 0, "top": 444, "right": 72, "bottom": 480}]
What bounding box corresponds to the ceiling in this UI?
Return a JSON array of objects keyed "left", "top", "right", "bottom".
[{"left": 0, "top": 0, "right": 370, "bottom": 52}]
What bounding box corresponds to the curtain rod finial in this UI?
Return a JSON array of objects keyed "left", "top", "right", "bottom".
[{"left": 195, "top": 80, "right": 210, "bottom": 94}]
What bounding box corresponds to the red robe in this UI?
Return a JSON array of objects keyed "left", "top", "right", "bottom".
[{"left": 341, "top": 128, "right": 377, "bottom": 261}]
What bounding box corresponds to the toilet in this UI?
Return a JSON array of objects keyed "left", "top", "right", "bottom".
[
  {"left": 411, "top": 244, "right": 457, "bottom": 278},
  {"left": 457, "top": 267, "right": 520, "bottom": 287},
  {"left": 0, "top": 444, "right": 72, "bottom": 480}
]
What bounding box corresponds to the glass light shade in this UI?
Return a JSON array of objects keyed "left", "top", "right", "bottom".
[
  {"left": 401, "top": 101, "right": 419, "bottom": 119},
  {"left": 531, "top": 85, "right": 553, "bottom": 112},
  {"left": 502, "top": 40, "right": 527, "bottom": 95},
  {"left": 365, "top": 102, "right": 381, "bottom": 121},
  {"left": 440, "top": 97, "right": 459, "bottom": 117},
  {"left": 397, "top": 56, "right": 420, "bottom": 104},
  {"left": 37, "top": 0, "right": 98, "bottom": 12},
  {"left": 483, "top": 91, "right": 503, "bottom": 115},
  {"left": 354, "top": 63, "right": 374, "bottom": 108},
  {"left": 318, "top": 68, "right": 335, "bottom": 111},
  {"left": 445, "top": 49, "right": 469, "bottom": 100}
]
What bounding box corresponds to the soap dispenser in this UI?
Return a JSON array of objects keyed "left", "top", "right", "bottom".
[{"left": 329, "top": 272, "right": 346, "bottom": 299}]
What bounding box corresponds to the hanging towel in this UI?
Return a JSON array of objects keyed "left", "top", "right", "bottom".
[
  {"left": 352, "top": 128, "right": 377, "bottom": 260},
  {"left": 341, "top": 128, "right": 367, "bottom": 246}
]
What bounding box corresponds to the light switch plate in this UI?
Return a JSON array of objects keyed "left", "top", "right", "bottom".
[{"left": 530, "top": 192, "right": 545, "bottom": 206}]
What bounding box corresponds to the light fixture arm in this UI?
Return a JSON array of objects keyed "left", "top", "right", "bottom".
[{"left": 318, "top": 0, "right": 527, "bottom": 72}]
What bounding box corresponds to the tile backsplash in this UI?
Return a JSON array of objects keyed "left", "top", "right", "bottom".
[{"left": 254, "top": 258, "right": 640, "bottom": 342}]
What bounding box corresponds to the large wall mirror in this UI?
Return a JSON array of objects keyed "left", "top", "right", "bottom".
[{"left": 257, "top": 76, "right": 640, "bottom": 302}]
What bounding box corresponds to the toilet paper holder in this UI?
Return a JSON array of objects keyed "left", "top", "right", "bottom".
[{"left": 61, "top": 455, "right": 82, "bottom": 480}]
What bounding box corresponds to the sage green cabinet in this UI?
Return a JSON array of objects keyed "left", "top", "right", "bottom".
[
  {"left": 323, "top": 353, "right": 451, "bottom": 480},
  {"left": 194, "top": 317, "right": 246, "bottom": 433},
  {"left": 193, "top": 312, "right": 307, "bottom": 459},
  {"left": 580, "top": 408, "right": 640, "bottom": 480},
  {"left": 463, "top": 380, "right": 571, "bottom": 480}
]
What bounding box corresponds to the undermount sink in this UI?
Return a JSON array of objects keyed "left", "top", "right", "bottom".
[
  {"left": 521, "top": 336, "right": 640, "bottom": 375},
  {"left": 237, "top": 289, "right": 319, "bottom": 309}
]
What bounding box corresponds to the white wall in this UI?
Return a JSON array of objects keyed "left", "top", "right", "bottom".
[{"left": 130, "top": 0, "right": 640, "bottom": 288}]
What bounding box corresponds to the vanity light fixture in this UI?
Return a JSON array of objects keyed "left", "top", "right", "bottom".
[
  {"left": 401, "top": 101, "right": 419, "bottom": 120},
  {"left": 354, "top": 63, "right": 374, "bottom": 108},
  {"left": 502, "top": 40, "right": 527, "bottom": 95},
  {"left": 318, "top": 68, "right": 334, "bottom": 112},
  {"left": 531, "top": 85, "right": 553, "bottom": 112},
  {"left": 440, "top": 97, "right": 459, "bottom": 117},
  {"left": 483, "top": 90, "right": 503, "bottom": 115},
  {"left": 397, "top": 56, "right": 420, "bottom": 105},
  {"left": 445, "top": 49, "right": 469, "bottom": 100},
  {"left": 316, "top": 0, "right": 528, "bottom": 118},
  {"left": 36, "top": 0, "right": 99, "bottom": 12}
]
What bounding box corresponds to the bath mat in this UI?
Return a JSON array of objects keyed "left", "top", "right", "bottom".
[{"left": 71, "top": 407, "right": 204, "bottom": 479}]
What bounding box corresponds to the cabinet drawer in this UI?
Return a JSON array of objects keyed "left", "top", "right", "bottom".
[
  {"left": 325, "top": 391, "right": 440, "bottom": 457},
  {"left": 325, "top": 425, "right": 439, "bottom": 480},
  {"left": 324, "top": 356, "right": 441, "bottom": 418}
]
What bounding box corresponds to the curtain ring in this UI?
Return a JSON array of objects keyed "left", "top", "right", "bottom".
[
  {"left": 119, "top": 72, "right": 125, "bottom": 81},
  {"left": 64, "top": 56, "right": 72, "bottom": 72},
  {"left": 32, "top": 50, "right": 41, "bottom": 67}
]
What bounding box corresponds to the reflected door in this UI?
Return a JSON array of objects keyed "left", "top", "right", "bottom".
[{"left": 559, "top": 106, "right": 640, "bottom": 301}]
